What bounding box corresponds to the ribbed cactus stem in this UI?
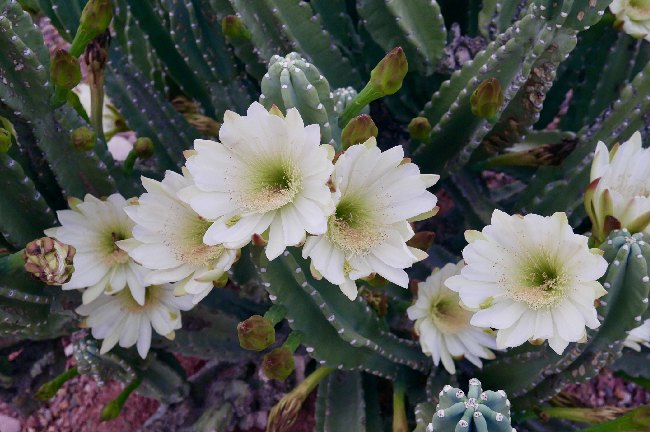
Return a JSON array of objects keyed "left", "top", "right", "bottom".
[
  {"left": 100, "top": 376, "right": 143, "bottom": 421},
  {"left": 35, "top": 367, "right": 79, "bottom": 401}
]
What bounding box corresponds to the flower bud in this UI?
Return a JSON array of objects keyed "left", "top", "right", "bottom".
[
  {"left": 262, "top": 347, "right": 295, "bottom": 381},
  {"left": 71, "top": 127, "right": 95, "bottom": 151},
  {"left": 79, "top": 0, "right": 113, "bottom": 41},
  {"left": 0, "top": 128, "right": 11, "bottom": 153},
  {"left": 24, "top": 237, "right": 76, "bottom": 285},
  {"left": 221, "top": 15, "right": 251, "bottom": 40},
  {"left": 184, "top": 113, "right": 221, "bottom": 138},
  {"left": 407, "top": 117, "right": 432, "bottom": 141},
  {"left": 50, "top": 49, "right": 81, "bottom": 90},
  {"left": 470, "top": 78, "right": 504, "bottom": 122},
  {"left": 370, "top": 47, "right": 408, "bottom": 96},
  {"left": 341, "top": 114, "right": 378, "bottom": 150},
  {"left": 238, "top": 315, "right": 275, "bottom": 351},
  {"left": 133, "top": 137, "right": 154, "bottom": 159}
]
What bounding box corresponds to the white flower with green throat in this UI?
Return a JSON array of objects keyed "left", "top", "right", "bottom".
[
  {"left": 45, "top": 194, "right": 148, "bottom": 305},
  {"left": 445, "top": 210, "right": 608, "bottom": 354},
  {"left": 179, "top": 102, "right": 336, "bottom": 261},
  {"left": 407, "top": 262, "right": 496, "bottom": 374},
  {"left": 586, "top": 132, "right": 650, "bottom": 244},
  {"left": 117, "top": 169, "right": 237, "bottom": 304},
  {"left": 302, "top": 138, "right": 439, "bottom": 300},
  {"left": 76, "top": 283, "right": 193, "bottom": 358},
  {"left": 610, "top": 0, "right": 650, "bottom": 41}
]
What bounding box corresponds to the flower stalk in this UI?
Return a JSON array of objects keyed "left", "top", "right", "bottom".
[
  {"left": 100, "top": 376, "right": 142, "bottom": 421},
  {"left": 35, "top": 367, "right": 79, "bottom": 401}
]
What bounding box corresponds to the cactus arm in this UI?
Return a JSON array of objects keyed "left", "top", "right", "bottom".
[
  {"left": 266, "top": 0, "right": 362, "bottom": 88},
  {"left": 4, "top": 0, "right": 50, "bottom": 68},
  {"left": 317, "top": 371, "right": 368, "bottom": 432},
  {"left": 124, "top": 0, "right": 215, "bottom": 115},
  {"left": 287, "top": 249, "right": 429, "bottom": 373},
  {"left": 254, "top": 247, "right": 407, "bottom": 379},
  {"left": 356, "top": 0, "right": 446, "bottom": 75},
  {"left": 311, "top": 0, "right": 362, "bottom": 59},
  {"left": 0, "top": 153, "right": 57, "bottom": 248},
  {"left": 105, "top": 46, "right": 200, "bottom": 170}
]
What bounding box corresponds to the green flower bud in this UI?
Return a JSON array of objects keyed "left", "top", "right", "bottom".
[
  {"left": 185, "top": 113, "right": 221, "bottom": 138},
  {"left": 71, "top": 127, "right": 95, "bottom": 151},
  {"left": 341, "top": 114, "right": 378, "bottom": 150},
  {"left": 50, "top": 49, "right": 81, "bottom": 90},
  {"left": 238, "top": 315, "right": 275, "bottom": 351},
  {"left": 470, "top": 78, "right": 504, "bottom": 122},
  {"left": 262, "top": 347, "right": 295, "bottom": 381},
  {"left": 24, "top": 237, "right": 76, "bottom": 285},
  {"left": 79, "top": 0, "right": 113, "bottom": 42},
  {"left": 133, "top": 137, "right": 154, "bottom": 159},
  {"left": 407, "top": 117, "right": 432, "bottom": 141},
  {"left": 0, "top": 128, "right": 11, "bottom": 153},
  {"left": 370, "top": 47, "right": 408, "bottom": 97},
  {"left": 221, "top": 15, "right": 251, "bottom": 40}
]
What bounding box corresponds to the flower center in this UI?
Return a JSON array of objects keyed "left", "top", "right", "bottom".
[
  {"left": 627, "top": 0, "right": 650, "bottom": 20},
  {"left": 165, "top": 215, "right": 227, "bottom": 267},
  {"left": 105, "top": 230, "right": 130, "bottom": 265},
  {"left": 242, "top": 159, "right": 302, "bottom": 213},
  {"left": 117, "top": 284, "right": 167, "bottom": 313},
  {"left": 429, "top": 295, "right": 471, "bottom": 334},
  {"left": 327, "top": 195, "right": 385, "bottom": 257},
  {"left": 505, "top": 253, "right": 570, "bottom": 310}
]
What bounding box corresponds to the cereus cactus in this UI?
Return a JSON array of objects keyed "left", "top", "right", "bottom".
[
  {"left": 3, "top": 0, "right": 650, "bottom": 430},
  {"left": 260, "top": 52, "right": 336, "bottom": 144},
  {"left": 429, "top": 379, "right": 514, "bottom": 432}
]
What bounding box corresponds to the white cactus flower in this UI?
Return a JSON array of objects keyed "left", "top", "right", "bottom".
[
  {"left": 624, "top": 318, "right": 650, "bottom": 351},
  {"left": 610, "top": 0, "right": 650, "bottom": 41},
  {"left": 45, "top": 194, "right": 148, "bottom": 305},
  {"left": 179, "top": 102, "right": 335, "bottom": 261},
  {"left": 76, "top": 283, "right": 193, "bottom": 358},
  {"left": 446, "top": 210, "right": 609, "bottom": 354},
  {"left": 302, "top": 139, "right": 439, "bottom": 300},
  {"left": 117, "top": 170, "right": 237, "bottom": 304},
  {"left": 407, "top": 262, "right": 496, "bottom": 374},
  {"left": 587, "top": 132, "right": 650, "bottom": 244}
]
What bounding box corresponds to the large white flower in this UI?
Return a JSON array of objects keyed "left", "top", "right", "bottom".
[
  {"left": 624, "top": 319, "right": 650, "bottom": 351},
  {"left": 302, "top": 139, "right": 439, "bottom": 300},
  {"left": 445, "top": 210, "right": 608, "bottom": 354},
  {"left": 610, "top": 0, "right": 650, "bottom": 41},
  {"left": 179, "top": 102, "right": 335, "bottom": 260},
  {"left": 45, "top": 194, "right": 148, "bottom": 305},
  {"left": 117, "top": 170, "right": 237, "bottom": 304},
  {"left": 76, "top": 283, "right": 193, "bottom": 358},
  {"left": 407, "top": 262, "right": 496, "bottom": 374},
  {"left": 587, "top": 132, "right": 650, "bottom": 244}
]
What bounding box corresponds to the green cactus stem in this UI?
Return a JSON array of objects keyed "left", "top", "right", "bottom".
[
  {"left": 100, "top": 376, "right": 143, "bottom": 421},
  {"left": 35, "top": 367, "right": 79, "bottom": 401}
]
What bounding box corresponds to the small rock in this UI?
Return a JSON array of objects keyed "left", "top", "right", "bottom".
[{"left": 0, "top": 414, "right": 21, "bottom": 432}]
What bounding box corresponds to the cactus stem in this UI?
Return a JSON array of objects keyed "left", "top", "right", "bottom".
[
  {"left": 35, "top": 367, "right": 79, "bottom": 401},
  {"left": 100, "top": 376, "right": 142, "bottom": 421},
  {"left": 264, "top": 304, "right": 287, "bottom": 326},
  {"left": 392, "top": 381, "right": 408, "bottom": 432},
  {"left": 282, "top": 330, "right": 304, "bottom": 353},
  {"left": 338, "top": 84, "right": 382, "bottom": 128}
]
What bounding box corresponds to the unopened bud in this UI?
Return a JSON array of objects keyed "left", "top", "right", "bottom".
[
  {"left": 79, "top": 0, "right": 113, "bottom": 42},
  {"left": 408, "top": 117, "right": 432, "bottom": 141},
  {"left": 341, "top": 114, "right": 378, "bottom": 150},
  {"left": 24, "top": 237, "right": 76, "bottom": 285},
  {"left": 133, "top": 137, "right": 154, "bottom": 159},
  {"left": 470, "top": 78, "right": 504, "bottom": 122},
  {"left": 51, "top": 50, "right": 81, "bottom": 90},
  {"left": 262, "top": 347, "right": 295, "bottom": 381},
  {"left": 185, "top": 113, "right": 221, "bottom": 137},
  {"left": 370, "top": 47, "right": 408, "bottom": 96},
  {"left": 0, "top": 128, "right": 11, "bottom": 153},
  {"left": 171, "top": 96, "right": 199, "bottom": 114},
  {"left": 71, "top": 127, "right": 95, "bottom": 151},
  {"left": 221, "top": 15, "right": 251, "bottom": 40},
  {"left": 238, "top": 315, "right": 275, "bottom": 351}
]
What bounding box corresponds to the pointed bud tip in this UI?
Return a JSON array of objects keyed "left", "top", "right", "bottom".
[
  {"left": 369, "top": 47, "right": 408, "bottom": 96},
  {"left": 133, "top": 137, "right": 154, "bottom": 159},
  {"left": 407, "top": 117, "right": 432, "bottom": 141},
  {"left": 80, "top": 0, "right": 114, "bottom": 40}
]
